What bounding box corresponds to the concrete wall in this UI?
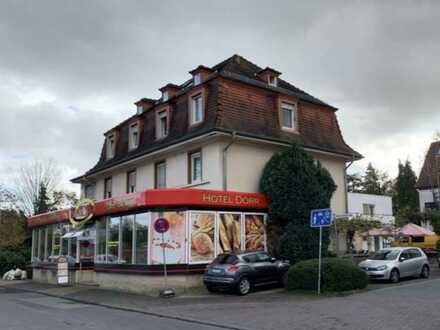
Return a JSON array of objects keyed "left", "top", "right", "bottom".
[{"left": 348, "top": 192, "right": 393, "bottom": 216}]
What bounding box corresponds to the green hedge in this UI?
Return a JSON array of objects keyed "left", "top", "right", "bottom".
[
  {"left": 0, "top": 248, "right": 30, "bottom": 276},
  {"left": 287, "top": 258, "right": 368, "bottom": 292}
]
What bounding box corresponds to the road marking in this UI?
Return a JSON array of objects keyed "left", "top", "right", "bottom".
[{"left": 368, "top": 278, "right": 440, "bottom": 293}]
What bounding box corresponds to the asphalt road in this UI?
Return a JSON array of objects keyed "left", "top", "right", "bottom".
[{"left": 1, "top": 277, "right": 440, "bottom": 330}]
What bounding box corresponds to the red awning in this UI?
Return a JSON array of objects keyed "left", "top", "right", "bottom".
[{"left": 27, "top": 188, "right": 269, "bottom": 228}]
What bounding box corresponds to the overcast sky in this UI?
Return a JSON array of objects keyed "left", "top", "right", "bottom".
[{"left": 1, "top": 0, "right": 439, "bottom": 193}]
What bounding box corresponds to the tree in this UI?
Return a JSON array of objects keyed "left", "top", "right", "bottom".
[
  {"left": 362, "top": 163, "right": 382, "bottom": 194},
  {"left": 12, "top": 159, "right": 77, "bottom": 216},
  {"left": 0, "top": 209, "right": 27, "bottom": 249},
  {"left": 260, "top": 144, "right": 336, "bottom": 263},
  {"left": 347, "top": 173, "right": 363, "bottom": 193},
  {"left": 393, "top": 160, "right": 419, "bottom": 215}
]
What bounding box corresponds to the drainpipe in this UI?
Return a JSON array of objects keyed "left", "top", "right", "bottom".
[{"left": 222, "top": 132, "right": 237, "bottom": 191}]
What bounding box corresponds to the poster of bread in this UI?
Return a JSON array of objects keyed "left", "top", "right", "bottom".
[
  {"left": 190, "top": 212, "right": 215, "bottom": 262},
  {"left": 217, "top": 213, "right": 241, "bottom": 254},
  {"left": 150, "top": 211, "right": 186, "bottom": 264},
  {"left": 245, "top": 214, "right": 265, "bottom": 251}
]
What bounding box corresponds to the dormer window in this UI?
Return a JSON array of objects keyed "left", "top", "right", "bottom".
[
  {"left": 128, "top": 122, "right": 139, "bottom": 150},
  {"left": 136, "top": 105, "right": 143, "bottom": 115},
  {"left": 281, "top": 102, "right": 297, "bottom": 131},
  {"left": 162, "top": 91, "right": 169, "bottom": 102},
  {"left": 268, "top": 75, "right": 277, "bottom": 87},
  {"left": 194, "top": 73, "right": 202, "bottom": 86},
  {"left": 156, "top": 109, "right": 169, "bottom": 139},
  {"left": 190, "top": 93, "right": 203, "bottom": 125},
  {"left": 106, "top": 133, "right": 116, "bottom": 159}
]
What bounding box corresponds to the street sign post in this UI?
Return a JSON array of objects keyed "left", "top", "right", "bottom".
[
  {"left": 153, "top": 218, "right": 175, "bottom": 298},
  {"left": 310, "top": 208, "right": 333, "bottom": 295}
]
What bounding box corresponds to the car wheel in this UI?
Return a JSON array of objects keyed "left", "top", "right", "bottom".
[
  {"left": 390, "top": 269, "right": 400, "bottom": 283},
  {"left": 237, "top": 277, "right": 251, "bottom": 296},
  {"left": 420, "top": 265, "right": 430, "bottom": 279}
]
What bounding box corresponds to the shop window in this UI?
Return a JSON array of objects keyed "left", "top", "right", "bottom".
[
  {"left": 244, "top": 214, "right": 266, "bottom": 251},
  {"left": 61, "top": 224, "right": 70, "bottom": 256},
  {"left": 38, "top": 228, "right": 45, "bottom": 261},
  {"left": 52, "top": 224, "right": 61, "bottom": 256},
  {"left": 70, "top": 238, "right": 77, "bottom": 260},
  {"left": 121, "top": 215, "right": 134, "bottom": 264},
  {"left": 150, "top": 211, "right": 186, "bottom": 264},
  {"left": 46, "top": 226, "right": 53, "bottom": 259},
  {"left": 32, "top": 230, "right": 39, "bottom": 262},
  {"left": 135, "top": 213, "right": 149, "bottom": 264},
  {"left": 104, "top": 177, "right": 112, "bottom": 199},
  {"left": 189, "top": 212, "right": 215, "bottom": 263},
  {"left": 156, "top": 109, "right": 168, "bottom": 139},
  {"left": 188, "top": 151, "right": 202, "bottom": 184},
  {"left": 107, "top": 217, "right": 120, "bottom": 263},
  {"left": 217, "top": 213, "right": 242, "bottom": 253},
  {"left": 190, "top": 93, "right": 204, "bottom": 125},
  {"left": 96, "top": 218, "right": 107, "bottom": 263},
  {"left": 126, "top": 170, "right": 136, "bottom": 193},
  {"left": 154, "top": 161, "right": 166, "bottom": 188},
  {"left": 106, "top": 133, "right": 116, "bottom": 159},
  {"left": 128, "top": 122, "right": 139, "bottom": 150}
]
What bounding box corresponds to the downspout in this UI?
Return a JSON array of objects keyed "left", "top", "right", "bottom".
[{"left": 222, "top": 131, "right": 237, "bottom": 191}]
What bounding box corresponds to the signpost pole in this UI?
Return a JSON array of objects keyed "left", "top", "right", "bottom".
[
  {"left": 161, "top": 232, "right": 168, "bottom": 289},
  {"left": 318, "top": 226, "right": 322, "bottom": 295}
]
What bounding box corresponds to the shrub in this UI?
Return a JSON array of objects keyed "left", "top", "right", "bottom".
[
  {"left": 0, "top": 248, "right": 30, "bottom": 276},
  {"left": 287, "top": 258, "right": 368, "bottom": 292},
  {"left": 260, "top": 144, "right": 336, "bottom": 259}
]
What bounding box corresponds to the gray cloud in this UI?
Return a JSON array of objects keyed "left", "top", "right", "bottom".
[{"left": 1, "top": 0, "right": 439, "bottom": 191}]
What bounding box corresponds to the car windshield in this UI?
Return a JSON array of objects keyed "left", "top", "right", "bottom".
[
  {"left": 370, "top": 250, "right": 400, "bottom": 260},
  {"left": 212, "top": 254, "right": 239, "bottom": 264}
]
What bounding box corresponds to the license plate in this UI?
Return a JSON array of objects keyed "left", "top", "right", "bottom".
[{"left": 211, "top": 268, "right": 222, "bottom": 274}]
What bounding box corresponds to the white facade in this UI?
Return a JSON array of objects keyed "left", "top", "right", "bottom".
[
  {"left": 418, "top": 188, "right": 439, "bottom": 211},
  {"left": 347, "top": 192, "right": 394, "bottom": 225},
  {"left": 81, "top": 134, "right": 350, "bottom": 216}
]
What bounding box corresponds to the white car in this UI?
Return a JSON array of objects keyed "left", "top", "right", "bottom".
[{"left": 358, "top": 247, "right": 430, "bottom": 283}]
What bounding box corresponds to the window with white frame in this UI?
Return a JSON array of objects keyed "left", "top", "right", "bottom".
[
  {"left": 127, "top": 170, "right": 136, "bottom": 193},
  {"left": 268, "top": 75, "right": 277, "bottom": 87},
  {"left": 106, "top": 133, "right": 116, "bottom": 159},
  {"left": 156, "top": 109, "right": 168, "bottom": 139},
  {"left": 190, "top": 93, "right": 203, "bottom": 125},
  {"left": 189, "top": 151, "right": 202, "bottom": 183},
  {"left": 281, "top": 102, "right": 297, "bottom": 130},
  {"left": 194, "top": 73, "right": 202, "bottom": 86},
  {"left": 363, "top": 204, "right": 375, "bottom": 216},
  {"left": 104, "top": 177, "right": 112, "bottom": 199},
  {"left": 155, "top": 161, "right": 166, "bottom": 188},
  {"left": 136, "top": 105, "right": 143, "bottom": 115},
  {"left": 162, "top": 90, "right": 169, "bottom": 102},
  {"left": 128, "top": 122, "right": 139, "bottom": 150}
]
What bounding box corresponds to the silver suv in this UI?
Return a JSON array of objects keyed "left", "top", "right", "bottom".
[{"left": 358, "top": 247, "right": 430, "bottom": 283}]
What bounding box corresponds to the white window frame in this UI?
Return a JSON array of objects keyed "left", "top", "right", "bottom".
[
  {"left": 156, "top": 109, "right": 168, "bottom": 139},
  {"left": 193, "top": 73, "right": 202, "bottom": 86},
  {"left": 281, "top": 102, "right": 297, "bottom": 131},
  {"left": 136, "top": 105, "right": 143, "bottom": 115},
  {"left": 189, "top": 151, "right": 202, "bottom": 184},
  {"left": 127, "top": 170, "right": 136, "bottom": 193},
  {"left": 104, "top": 177, "right": 112, "bottom": 199},
  {"left": 128, "top": 122, "right": 139, "bottom": 150},
  {"left": 268, "top": 75, "right": 277, "bottom": 87},
  {"left": 155, "top": 161, "right": 167, "bottom": 188},
  {"left": 190, "top": 93, "right": 204, "bottom": 125},
  {"left": 162, "top": 90, "right": 169, "bottom": 102},
  {"left": 106, "top": 133, "right": 116, "bottom": 159}
]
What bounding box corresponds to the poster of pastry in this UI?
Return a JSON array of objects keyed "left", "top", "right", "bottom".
[
  {"left": 150, "top": 211, "right": 186, "bottom": 264},
  {"left": 190, "top": 212, "right": 215, "bottom": 263},
  {"left": 217, "top": 213, "right": 241, "bottom": 254},
  {"left": 245, "top": 214, "right": 266, "bottom": 251}
]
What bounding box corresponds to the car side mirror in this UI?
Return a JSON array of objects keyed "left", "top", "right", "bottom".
[
  {"left": 270, "top": 257, "right": 276, "bottom": 263},
  {"left": 399, "top": 257, "right": 406, "bottom": 262}
]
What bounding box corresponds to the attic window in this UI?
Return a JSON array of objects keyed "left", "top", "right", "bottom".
[
  {"left": 156, "top": 109, "right": 169, "bottom": 139},
  {"left": 162, "top": 91, "right": 169, "bottom": 102},
  {"left": 194, "top": 73, "right": 202, "bottom": 86},
  {"left": 136, "top": 105, "right": 143, "bottom": 115},
  {"left": 128, "top": 123, "right": 139, "bottom": 150},
  {"left": 280, "top": 102, "right": 297, "bottom": 132},
  {"left": 106, "top": 133, "right": 116, "bottom": 159},
  {"left": 268, "top": 75, "right": 277, "bottom": 87}
]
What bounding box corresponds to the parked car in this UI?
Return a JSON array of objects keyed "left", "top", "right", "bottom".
[
  {"left": 203, "top": 251, "right": 290, "bottom": 295},
  {"left": 358, "top": 247, "right": 430, "bottom": 283}
]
